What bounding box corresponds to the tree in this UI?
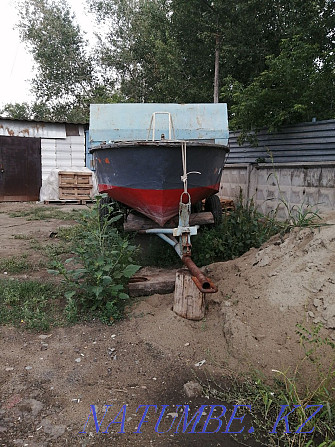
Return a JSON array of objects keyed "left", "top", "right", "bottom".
[
  {"left": 227, "top": 36, "right": 335, "bottom": 135},
  {"left": 221, "top": 0, "right": 335, "bottom": 134},
  {"left": 89, "top": 0, "right": 332, "bottom": 105},
  {"left": 16, "top": 0, "right": 111, "bottom": 121},
  {"left": 88, "top": 0, "right": 186, "bottom": 102},
  {"left": 13, "top": 0, "right": 335, "bottom": 129},
  {"left": 0, "top": 103, "right": 32, "bottom": 120}
]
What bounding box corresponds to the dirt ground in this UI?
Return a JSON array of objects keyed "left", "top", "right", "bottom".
[{"left": 0, "top": 202, "right": 334, "bottom": 447}]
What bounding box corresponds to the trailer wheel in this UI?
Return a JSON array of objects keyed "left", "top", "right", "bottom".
[
  {"left": 99, "top": 195, "right": 126, "bottom": 229},
  {"left": 205, "top": 195, "right": 222, "bottom": 226},
  {"left": 192, "top": 201, "right": 203, "bottom": 214},
  {"left": 98, "top": 195, "right": 112, "bottom": 222}
]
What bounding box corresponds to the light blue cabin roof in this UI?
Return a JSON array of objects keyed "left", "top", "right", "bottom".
[{"left": 89, "top": 103, "right": 229, "bottom": 147}]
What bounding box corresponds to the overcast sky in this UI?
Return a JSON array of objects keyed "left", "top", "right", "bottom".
[{"left": 0, "top": 0, "right": 95, "bottom": 109}]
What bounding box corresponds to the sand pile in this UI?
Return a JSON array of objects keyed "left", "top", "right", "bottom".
[
  {"left": 204, "top": 211, "right": 335, "bottom": 373},
  {"left": 132, "top": 211, "right": 335, "bottom": 378}
]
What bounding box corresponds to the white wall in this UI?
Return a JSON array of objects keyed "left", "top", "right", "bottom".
[{"left": 41, "top": 135, "right": 86, "bottom": 181}]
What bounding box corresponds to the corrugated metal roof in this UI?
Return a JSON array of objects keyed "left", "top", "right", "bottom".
[
  {"left": 227, "top": 119, "right": 335, "bottom": 164},
  {"left": 0, "top": 120, "right": 67, "bottom": 139},
  {"left": 0, "top": 116, "right": 88, "bottom": 126},
  {"left": 0, "top": 119, "right": 86, "bottom": 139}
]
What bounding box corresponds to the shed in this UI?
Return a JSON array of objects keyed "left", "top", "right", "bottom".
[{"left": 0, "top": 117, "right": 87, "bottom": 201}]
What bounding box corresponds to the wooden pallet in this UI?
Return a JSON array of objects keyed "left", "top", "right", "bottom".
[
  {"left": 220, "top": 198, "right": 235, "bottom": 212},
  {"left": 58, "top": 171, "right": 93, "bottom": 202},
  {"left": 197, "top": 198, "right": 235, "bottom": 212}
]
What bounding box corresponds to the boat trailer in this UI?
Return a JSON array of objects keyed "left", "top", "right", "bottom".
[{"left": 138, "top": 191, "right": 218, "bottom": 293}]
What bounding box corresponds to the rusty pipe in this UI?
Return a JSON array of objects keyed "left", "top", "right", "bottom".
[{"left": 182, "top": 255, "right": 218, "bottom": 294}]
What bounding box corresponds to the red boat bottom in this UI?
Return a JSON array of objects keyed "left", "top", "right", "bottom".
[{"left": 99, "top": 184, "right": 220, "bottom": 226}]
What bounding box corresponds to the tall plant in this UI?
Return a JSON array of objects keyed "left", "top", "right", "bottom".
[
  {"left": 192, "top": 190, "right": 280, "bottom": 266},
  {"left": 49, "top": 197, "right": 140, "bottom": 323}
]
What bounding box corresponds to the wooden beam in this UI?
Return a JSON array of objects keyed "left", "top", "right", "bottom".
[
  {"left": 173, "top": 269, "right": 206, "bottom": 320},
  {"left": 124, "top": 212, "right": 214, "bottom": 232}
]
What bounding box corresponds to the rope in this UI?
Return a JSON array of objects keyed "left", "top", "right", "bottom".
[{"left": 181, "top": 141, "right": 201, "bottom": 194}]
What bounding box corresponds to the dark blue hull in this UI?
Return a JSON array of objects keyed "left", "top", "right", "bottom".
[{"left": 91, "top": 141, "right": 229, "bottom": 225}]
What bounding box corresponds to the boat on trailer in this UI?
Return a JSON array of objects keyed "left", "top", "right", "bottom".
[{"left": 89, "top": 104, "right": 229, "bottom": 293}]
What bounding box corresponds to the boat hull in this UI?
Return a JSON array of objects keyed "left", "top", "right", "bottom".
[{"left": 91, "top": 141, "right": 229, "bottom": 226}]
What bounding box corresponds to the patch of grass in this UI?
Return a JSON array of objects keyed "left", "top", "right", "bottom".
[
  {"left": 0, "top": 255, "right": 32, "bottom": 273},
  {"left": 202, "top": 374, "right": 335, "bottom": 446},
  {"left": 192, "top": 192, "right": 280, "bottom": 266},
  {"left": 8, "top": 206, "right": 81, "bottom": 221},
  {"left": 0, "top": 279, "right": 63, "bottom": 330},
  {"left": 201, "top": 322, "right": 335, "bottom": 447},
  {"left": 28, "top": 238, "right": 42, "bottom": 251},
  {"left": 29, "top": 238, "right": 72, "bottom": 258},
  {"left": 29, "top": 238, "right": 73, "bottom": 270},
  {"left": 43, "top": 242, "right": 71, "bottom": 258},
  {"left": 12, "top": 234, "right": 33, "bottom": 240},
  {"left": 57, "top": 224, "right": 81, "bottom": 241}
]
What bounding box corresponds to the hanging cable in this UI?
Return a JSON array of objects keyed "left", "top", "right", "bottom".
[{"left": 181, "top": 141, "right": 201, "bottom": 194}]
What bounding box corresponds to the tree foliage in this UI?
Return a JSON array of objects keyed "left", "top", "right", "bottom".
[
  {"left": 14, "top": 0, "right": 116, "bottom": 122},
  {"left": 223, "top": 0, "right": 335, "bottom": 133},
  {"left": 19, "top": 0, "right": 92, "bottom": 97},
  {"left": 0, "top": 103, "right": 32, "bottom": 120},
  {"left": 228, "top": 36, "right": 335, "bottom": 134},
  {"left": 0, "top": 101, "right": 56, "bottom": 121},
  {"left": 87, "top": 0, "right": 184, "bottom": 102},
  {"left": 87, "top": 0, "right": 285, "bottom": 103},
  {"left": 6, "top": 0, "right": 335, "bottom": 129}
]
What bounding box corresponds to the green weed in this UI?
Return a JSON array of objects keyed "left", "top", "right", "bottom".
[
  {"left": 12, "top": 234, "right": 32, "bottom": 240},
  {"left": 43, "top": 242, "right": 71, "bottom": 258},
  {"left": 9, "top": 206, "right": 81, "bottom": 221},
  {"left": 56, "top": 224, "right": 81, "bottom": 241},
  {"left": 29, "top": 238, "right": 43, "bottom": 251},
  {"left": 0, "top": 255, "right": 32, "bottom": 273},
  {"left": 192, "top": 191, "right": 280, "bottom": 266},
  {"left": 0, "top": 279, "right": 62, "bottom": 330},
  {"left": 265, "top": 150, "right": 325, "bottom": 232},
  {"left": 202, "top": 372, "right": 334, "bottom": 446},
  {"left": 29, "top": 237, "right": 72, "bottom": 259},
  {"left": 201, "top": 322, "right": 335, "bottom": 446},
  {"left": 49, "top": 196, "right": 140, "bottom": 324}
]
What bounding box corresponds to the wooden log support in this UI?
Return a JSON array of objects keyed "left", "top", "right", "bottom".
[
  {"left": 173, "top": 269, "right": 206, "bottom": 320},
  {"left": 124, "top": 212, "right": 214, "bottom": 232}
]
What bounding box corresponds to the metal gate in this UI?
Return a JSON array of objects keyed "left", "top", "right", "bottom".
[{"left": 0, "top": 136, "right": 42, "bottom": 201}]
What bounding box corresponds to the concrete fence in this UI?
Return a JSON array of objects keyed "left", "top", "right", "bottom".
[{"left": 220, "top": 162, "right": 335, "bottom": 218}]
